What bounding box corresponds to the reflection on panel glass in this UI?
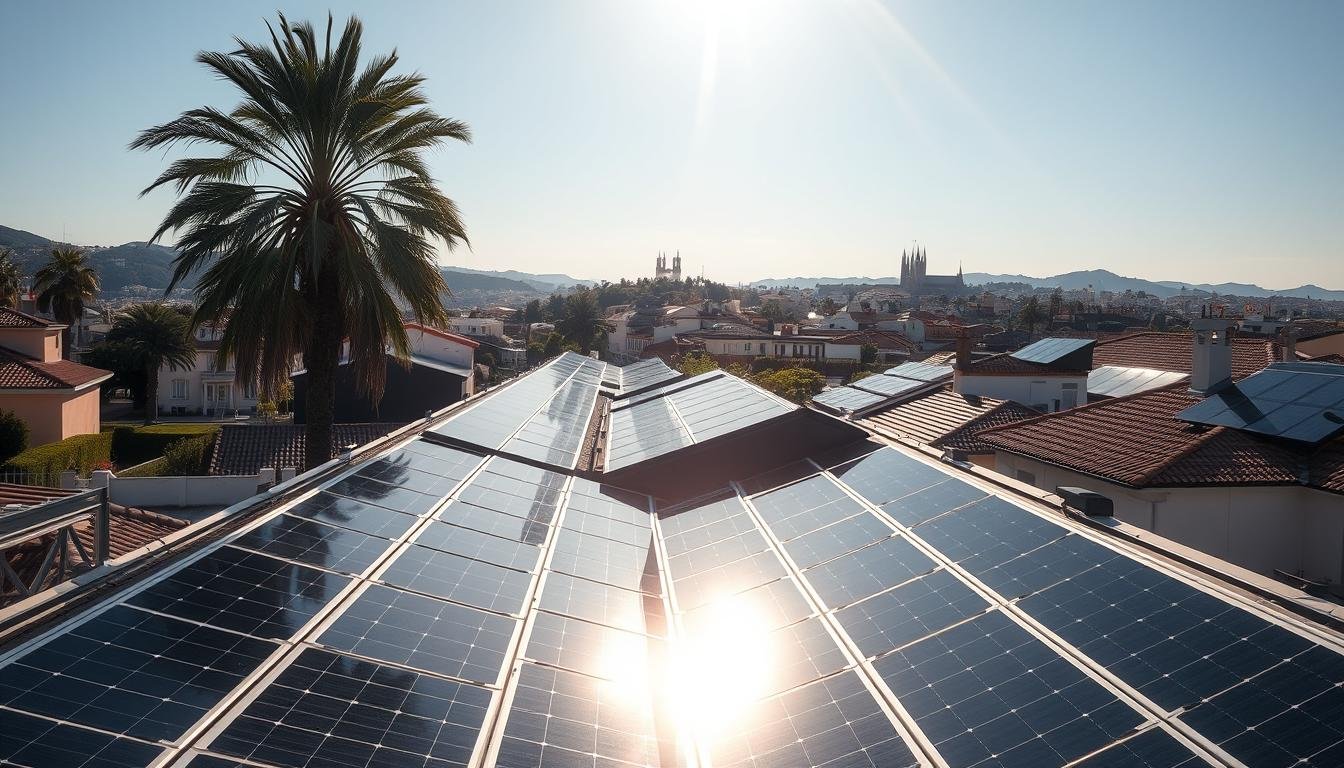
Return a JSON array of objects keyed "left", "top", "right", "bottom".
[
  {"left": 524, "top": 611, "right": 659, "bottom": 685},
  {"left": 380, "top": 544, "right": 532, "bottom": 616},
  {"left": 549, "top": 527, "right": 661, "bottom": 595},
  {"left": 436, "top": 499, "right": 551, "bottom": 545},
  {"left": 319, "top": 584, "right": 516, "bottom": 686},
  {"left": 0, "top": 605, "right": 276, "bottom": 742},
  {"left": 285, "top": 491, "right": 419, "bottom": 539},
  {"left": 126, "top": 546, "right": 349, "bottom": 640},
  {"left": 802, "top": 536, "right": 936, "bottom": 610},
  {"left": 412, "top": 518, "right": 543, "bottom": 572},
  {"left": 705, "top": 671, "right": 920, "bottom": 768},
  {"left": 1070, "top": 727, "right": 1205, "bottom": 768},
  {"left": 0, "top": 710, "right": 165, "bottom": 768},
  {"left": 210, "top": 647, "right": 492, "bottom": 768},
  {"left": 538, "top": 571, "right": 661, "bottom": 636},
  {"left": 495, "top": 662, "right": 677, "bottom": 767},
  {"left": 232, "top": 513, "right": 391, "bottom": 575},
  {"left": 836, "top": 568, "right": 989, "bottom": 660}
]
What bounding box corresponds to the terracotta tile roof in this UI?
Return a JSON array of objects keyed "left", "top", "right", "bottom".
[
  {"left": 859, "top": 385, "right": 1039, "bottom": 454},
  {"left": 0, "top": 483, "right": 74, "bottom": 506},
  {"left": 1092, "top": 332, "right": 1275, "bottom": 379},
  {"left": 0, "top": 346, "right": 111, "bottom": 389},
  {"left": 0, "top": 307, "right": 55, "bottom": 328},
  {"left": 978, "top": 384, "right": 1343, "bottom": 492},
  {"left": 4, "top": 500, "right": 190, "bottom": 599},
  {"left": 921, "top": 351, "right": 958, "bottom": 365},
  {"left": 829, "top": 330, "right": 918, "bottom": 351},
  {"left": 209, "top": 423, "right": 401, "bottom": 475}
]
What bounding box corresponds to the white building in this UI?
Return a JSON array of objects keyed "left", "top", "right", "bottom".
[{"left": 158, "top": 324, "right": 259, "bottom": 417}]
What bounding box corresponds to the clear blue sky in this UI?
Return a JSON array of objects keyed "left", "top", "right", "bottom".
[{"left": 2, "top": 1, "right": 1341, "bottom": 288}]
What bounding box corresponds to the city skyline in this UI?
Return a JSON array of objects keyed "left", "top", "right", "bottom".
[{"left": 2, "top": 0, "right": 1341, "bottom": 287}]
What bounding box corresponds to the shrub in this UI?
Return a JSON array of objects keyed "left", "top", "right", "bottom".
[
  {"left": 675, "top": 350, "right": 719, "bottom": 376},
  {"left": 116, "top": 456, "right": 169, "bottom": 477},
  {"left": 0, "top": 409, "right": 28, "bottom": 463},
  {"left": 755, "top": 366, "right": 826, "bottom": 404},
  {"left": 3, "top": 431, "right": 114, "bottom": 485},
  {"left": 109, "top": 423, "right": 220, "bottom": 466},
  {"left": 161, "top": 433, "right": 216, "bottom": 476},
  {"left": 848, "top": 370, "right": 876, "bottom": 383}
]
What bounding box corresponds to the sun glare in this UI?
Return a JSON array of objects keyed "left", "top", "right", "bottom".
[{"left": 667, "top": 592, "right": 774, "bottom": 739}]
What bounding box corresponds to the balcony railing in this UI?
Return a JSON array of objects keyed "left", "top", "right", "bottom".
[{"left": 0, "top": 488, "right": 109, "bottom": 606}]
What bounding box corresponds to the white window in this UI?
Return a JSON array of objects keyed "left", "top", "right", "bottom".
[{"left": 171, "top": 379, "right": 188, "bottom": 399}]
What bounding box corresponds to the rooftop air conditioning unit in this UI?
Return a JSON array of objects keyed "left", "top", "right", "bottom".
[{"left": 1056, "top": 486, "right": 1113, "bottom": 517}]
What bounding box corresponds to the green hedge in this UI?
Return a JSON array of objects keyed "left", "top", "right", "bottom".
[
  {"left": 109, "top": 424, "right": 220, "bottom": 467},
  {"left": 2, "top": 432, "right": 114, "bottom": 486},
  {"left": 161, "top": 433, "right": 216, "bottom": 476},
  {"left": 116, "top": 456, "right": 169, "bottom": 477}
]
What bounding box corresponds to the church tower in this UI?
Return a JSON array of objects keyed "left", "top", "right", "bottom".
[{"left": 672, "top": 251, "right": 682, "bottom": 281}]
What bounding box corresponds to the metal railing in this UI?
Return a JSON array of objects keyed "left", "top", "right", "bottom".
[{"left": 0, "top": 488, "right": 109, "bottom": 605}]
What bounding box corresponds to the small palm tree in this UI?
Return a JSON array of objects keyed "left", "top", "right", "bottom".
[
  {"left": 556, "top": 291, "right": 610, "bottom": 353},
  {"left": 0, "top": 249, "right": 22, "bottom": 308},
  {"left": 107, "top": 303, "right": 196, "bottom": 425},
  {"left": 34, "top": 248, "right": 99, "bottom": 357},
  {"left": 133, "top": 13, "right": 465, "bottom": 467}
]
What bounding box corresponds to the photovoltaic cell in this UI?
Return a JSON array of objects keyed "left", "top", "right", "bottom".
[
  {"left": 0, "top": 605, "right": 276, "bottom": 742},
  {"left": 0, "top": 711, "right": 165, "bottom": 768},
  {"left": 829, "top": 447, "right": 949, "bottom": 507},
  {"left": 836, "top": 568, "right": 989, "bottom": 660},
  {"left": 706, "top": 671, "right": 920, "bottom": 768},
  {"left": 661, "top": 508, "right": 760, "bottom": 558},
  {"left": 883, "top": 360, "right": 954, "bottom": 382},
  {"left": 656, "top": 494, "right": 743, "bottom": 538},
  {"left": 1087, "top": 366, "right": 1189, "bottom": 399},
  {"left": 436, "top": 500, "right": 551, "bottom": 545},
  {"left": 802, "top": 536, "right": 936, "bottom": 609},
  {"left": 752, "top": 616, "right": 850, "bottom": 697},
  {"left": 548, "top": 527, "right": 661, "bottom": 594},
  {"left": 849, "top": 373, "right": 924, "bottom": 398},
  {"left": 563, "top": 507, "right": 654, "bottom": 548},
  {"left": 524, "top": 611, "right": 658, "bottom": 681},
  {"left": 668, "top": 531, "right": 772, "bottom": 578},
  {"left": 680, "top": 577, "right": 814, "bottom": 637},
  {"left": 671, "top": 549, "right": 787, "bottom": 611},
  {"left": 565, "top": 479, "right": 652, "bottom": 528},
  {"left": 614, "top": 357, "right": 682, "bottom": 392},
  {"left": 326, "top": 474, "right": 443, "bottom": 516},
  {"left": 231, "top": 513, "right": 391, "bottom": 575},
  {"left": 494, "top": 662, "right": 676, "bottom": 767},
  {"left": 972, "top": 532, "right": 1121, "bottom": 600},
  {"left": 412, "top": 518, "right": 543, "bottom": 572},
  {"left": 812, "top": 386, "right": 886, "bottom": 412},
  {"left": 209, "top": 647, "right": 492, "bottom": 768},
  {"left": 912, "top": 496, "right": 1068, "bottom": 576},
  {"left": 538, "top": 571, "right": 660, "bottom": 635},
  {"left": 1070, "top": 727, "right": 1205, "bottom": 768},
  {"left": 284, "top": 491, "right": 419, "bottom": 539},
  {"left": 379, "top": 544, "right": 532, "bottom": 615},
  {"left": 126, "top": 546, "right": 349, "bottom": 640},
  {"left": 781, "top": 513, "right": 892, "bottom": 569},
  {"left": 319, "top": 584, "right": 516, "bottom": 686},
  {"left": 1176, "top": 363, "right": 1344, "bottom": 445},
  {"left": 874, "top": 611, "right": 1143, "bottom": 767},
  {"left": 879, "top": 478, "right": 990, "bottom": 527},
  {"left": 1010, "top": 337, "right": 1095, "bottom": 365}
]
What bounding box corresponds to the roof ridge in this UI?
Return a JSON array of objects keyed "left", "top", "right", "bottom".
[
  {"left": 975, "top": 380, "right": 1192, "bottom": 438},
  {"left": 1131, "top": 421, "right": 1227, "bottom": 486}
]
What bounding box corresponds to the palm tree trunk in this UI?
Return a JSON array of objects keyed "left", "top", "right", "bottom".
[
  {"left": 303, "top": 266, "right": 342, "bottom": 470},
  {"left": 144, "top": 361, "right": 158, "bottom": 426}
]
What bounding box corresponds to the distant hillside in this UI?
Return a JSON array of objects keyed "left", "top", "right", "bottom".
[
  {"left": 1, "top": 225, "right": 191, "bottom": 295},
  {"left": 442, "top": 266, "right": 590, "bottom": 292},
  {"left": 441, "top": 269, "right": 539, "bottom": 293},
  {"left": 750, "top": 267, "right": 1344, "bottom": 301},
  {"left": 0, "top": 224, "right": 53, "bottom": 250}
]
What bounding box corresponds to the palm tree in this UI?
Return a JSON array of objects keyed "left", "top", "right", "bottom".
[
  {"left": 0, "top": 249, "right": 22, "bottom": 308},
  {"left": 107, "top": 303, "right": 196, "bottom": 425},
  {"left": 34, "top": 248, "right": 99, "bottom": 357},
  {"left": 556, "top": 291, "right": 609, "bottom": 353},
  {"left": 133, "top": 13, "right": 465, "bottom": 467}
]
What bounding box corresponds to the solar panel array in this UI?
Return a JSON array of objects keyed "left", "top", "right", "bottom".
[
  {"left": 1010, "top": 337, "right": 1095, "bottom": 365},
  {"left": 1177, "top": 362, "right": 1344, "bottom": 445},
  {"left": 431, "top": 352, "right": 606, "bottom": 468},
  {"left": 614, "top": 357, "right": 682, "bottom": 393},
  {"left": 605, "top": 371, "right": 794, "bottom": 470},
  {"left": 1087, "top": 365, "right": 1189, "bottom": 398},
  {"left": 810, "top": 361, "right": 952, "bottom": 415},
  {"left": 4, "top": 377, "right": 1344, "bottom": 767}
]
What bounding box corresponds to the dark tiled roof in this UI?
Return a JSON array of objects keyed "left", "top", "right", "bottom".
[
  {"left": 978, "top": 384, "right": 1343, "bottom": 492},
  {"left": 209, "top": 423, "right": 402, "bottom": 475},
  {"left": 0, "top": 346, "right": 111, "bottom": 389},
  {"left": 859, "top": 385, "right": 1039, "bottom": 454},
  {"left": 0, "top": 307, "right": 55, "bottom": 328},
  {"left": 1092, "top": 332, "right": 1274, "bottom": 379},
  {"left": 963, "top": 352, "right": 1089, "bottom": 376},
  {"left": 0, "top": 483, "right": 74, "bottom": 506},
  {"left": 829, "top": 330, "right": 917, "bottom": 351}
]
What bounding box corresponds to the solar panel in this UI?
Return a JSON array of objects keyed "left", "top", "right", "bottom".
[
  {"left": 549, "top": 527, "right": 660, "bottom": 594},
  {"left": 672, "top": 549, "right": 788, "bottom": 611},
  {"left": 1087, "top": 365, "right": 1188, "bottom": 398},
  {"left": 705, "top": 671, "right": 920, "bottom": 768},
  {"left": 912, "top": 496, "right": 1068, "bottom": 575},
  {"left": 1176, "top": 362, "right": 1344, "bottom": 445},
  {"left": 412, "top": 518, "right": 542, "bottom": 572},
  {"left": 125, "top": 546, "right": 349, "bottom": 640},
  {"left": 835, "top": 568, "right": 989, "bottom": 659},
  {"left": 781, "top": 512, "right": 892, "bottom": 568},
  {"left": 661, "top": 503, "right": 757, "bottom": 555},
  {"left": 679, "top": 576, "right": 814, "bottom": 637},
  {"left": 614, "top": 357, "right": 682, "bottom": 392},
  {"left": 232, "top": 513, "right": 391, "bottom": 575},
  {"left": 319, "top": 584, "right": 516, "bottom": 686},
  {"left": 873, "top": 610, "right": 1144, "bottom": 766},
  {"left": 538, "top": 571, "right": 660, "bottom": 635},
  {"left": 326, "top": 473, "right": 444, "bottom": 516},
  {"left": 1071, "top": 727, "right": 1204, "bottom": 767},
  {"left": 284, "top": 491, "right": 419, "bottom": 539},
  {"left": 0, "top": 605, "right": 276, "bottom": 741},
  {"left": 209, "top": 647, "right": 492, "bottom": 768},
  {"left": 801, "top": 535, "right": 936, "bottom": 609},
  {"left": 883, "top": 360, "right": 954, "bottom": 382},
  {"left": 811, "top": 386, "right": 886, "bottom": 412},
  {"left": 1010, "top": 337, "right": 1095, "bottom": 365},
  {"left": 829, "top": 446, "right": 950, "bottom": 506},
  {"left": 493, "top": 662, "right": 676, "bottom": 767},
  {"left": 523, "top": 611, "right": 657, "bottom": 681},
  {"left": 379, "top": 544, "right": 533, "bottom": 615},
  {"left": 849, "top": 373, "right": 925, "bottom": 398},
  {"left": 0, "top": 711, "right": 165, "bottom": 768}
]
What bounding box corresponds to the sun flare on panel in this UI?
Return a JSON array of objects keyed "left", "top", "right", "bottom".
[{"left": 667, "top": 592, "right": 774, "bottom": 739}]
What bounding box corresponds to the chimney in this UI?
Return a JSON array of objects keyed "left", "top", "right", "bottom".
[
  {"left": 1189, "top": 311, "right": 1235, "bottom": 395},
  {"left": 1280, "top": 326, "right": 1297, "bottom": 363},
  {"left": 954, "top": 331, "right": 972, "bottom": 371}
]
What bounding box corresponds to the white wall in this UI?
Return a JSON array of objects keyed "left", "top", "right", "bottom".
[
  {"left": 406, "top": 327, "right": 475, "bottom": 370},
  {"left": 447, "top": 317, "right": 505, "bottom": 337},
  {"left": 954, "top": 373, "right": 1086, "bottom": 412},
  {"left": 159, "top": 350, "right": 260, "bottom": 416},
  {"left": 993, "top": 453, "right": 1344, "bottom": 593}
]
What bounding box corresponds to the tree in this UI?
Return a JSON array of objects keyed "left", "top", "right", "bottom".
[
  {"left": 34, "top": 248, "right": 99, "bottom": 356},
  {"left": 545, "top": 294, "right": 567, "bottom": 322},
  {"left": 675, "top": 350, "right": 719, "bottom": 376},
  {"left": 543, "top": 332, "right": 565, "bottom": 358},
  {"left": 0, "top": 409, "right": 29, "bottom": 463},
  {"left": 755, "top": 367, "right": 824, "bottom": 404},
  {"left": 557, "top": 291, "right": 608, "bottom": 352},
  {"left": 1048, "top": 288, "right": 1063, "bottom": 321},
  {"left": 82, "top": 341, "right": 149, "bottom": 405},
  {"left": 859, "top": 343, "right": 878, "bottom": 365},
  {"left": 526, "top": 342, "right": 545, "bottom": 366},
  {"left": 107, "top": 303, "right": 196, "bottom": 424},
  {"left": 819, "top": 297, "right": 838, "bottom": 316},
  {"left": 524, "top": 299, "right": 544, "bottom": 323},
  {"left": 1018, "top": 296, "right": 1043, "bottom": 338},
  {"left": 0, "top": 249, "right": 22, "bottom": 308},
  {"left": 134, "top": 13, "right": 465, "bottom": 468}
]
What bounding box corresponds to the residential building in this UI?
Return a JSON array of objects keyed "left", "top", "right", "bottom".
[
  {"left": 857, "top": 384, "right": 1040, "bottom": 469},
  {"left": 158, "top": 323, "right": 260, "bottom": 417},
  {"left": 0, "top": 307, "right": 110, "bottom": 444},
  {"left": 953, "top": 337, "right": 1093, "bottom": 412},
  {"left": 446, "top": 315, "right": 505, "bottom": 338}
]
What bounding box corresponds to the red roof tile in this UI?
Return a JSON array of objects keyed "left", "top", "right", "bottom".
[
  {"left": 1092, "top": 332, "right": 1274, "bottom": 379},
  {"left": 0, "top": 346, "right": 111, "bottom": 389},
  {"left": 859, "top": 385, "right": 1039, "bottom": 454},
  {"left": 0, "top": 307, "right": 56, "bottom": 328},
  {"left": 978, "top": 384, "right": 1342, "bottom": 492},
  {"left": 829, "top": 330, "right": 918, "bottom": 351},
  {"left": 209, "top": 423, "right": 401, "bottom": 475}
]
